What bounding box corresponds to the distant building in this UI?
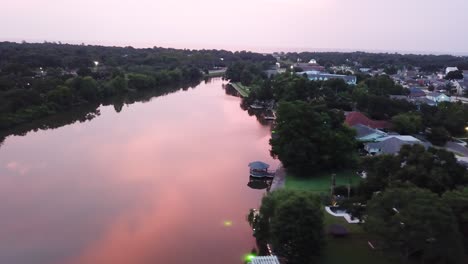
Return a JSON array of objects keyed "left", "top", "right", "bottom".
[
  {"left": 301, "top": 71, "right": 357, "bottom": 85},
  {"left": 426, "top": 92, "right": 451, "bottom": 104},
  {"left": 295, "top": 63, "right": 325, "bottom": 72},
  {"left": 409, "top": 87, "right": 426, "bottom": 98}
]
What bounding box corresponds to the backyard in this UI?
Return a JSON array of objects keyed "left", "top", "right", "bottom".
[
  {"left": 285, "top": 170, "right": 362, "bottom": 194},
  {"left": 285, "top": 170, "right": 400, "bottom": 264}
]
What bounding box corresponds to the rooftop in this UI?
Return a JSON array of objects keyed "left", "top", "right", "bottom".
[
  {"left": 345, "top": 112, "right": 392, "bottom": 130},
  {"left": 250, "top": 256, "right": 281, "bottom": 264}
]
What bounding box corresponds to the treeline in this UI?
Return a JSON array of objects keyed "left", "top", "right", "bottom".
[
  {"left": 279, "top": 51, "right": 468, "bottom": 72},
  {"left": 0, "top": 42, "right": 276, "bottom": 129}
]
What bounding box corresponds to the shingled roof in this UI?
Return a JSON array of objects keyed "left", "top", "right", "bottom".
[{"left": 345, "top": 112, "right": 392, "bottom": 129}]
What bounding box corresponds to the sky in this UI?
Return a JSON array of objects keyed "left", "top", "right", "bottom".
[{"left": 1, "top": 0, "right": 467, "bottom": 54}]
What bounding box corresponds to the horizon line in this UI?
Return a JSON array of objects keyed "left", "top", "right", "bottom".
[{"left": 2, "top": 38, "right": 468, "bottom": 57}]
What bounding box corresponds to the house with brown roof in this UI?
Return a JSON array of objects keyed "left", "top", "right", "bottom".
[{"left": 344, "top": 112, "right": 392, "bottom": 130}]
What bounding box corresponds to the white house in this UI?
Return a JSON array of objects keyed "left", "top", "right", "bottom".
[{"left": 426, "top": 92, "right": 451, "bottom": 104}]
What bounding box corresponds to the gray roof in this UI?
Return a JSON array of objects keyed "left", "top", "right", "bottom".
[
  {"left": 352, "top": 124, "right": 384, "bottom": 138},
  {"left": 251, "top": 256, "right": 281, "bottom": 264},
  {"left": 249, "top": 161, "right": 270, "bottom": 170},
  {"left": 366, "top": 137, "right": 429, "bottom": 155}
]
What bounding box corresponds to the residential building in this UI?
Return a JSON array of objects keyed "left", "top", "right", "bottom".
[
  {"left": 345, "top": 112, "right": 392, "bottom": 130},
  {"left": 365, "top": 136, "right": 429, "bottom": 155},
  {"left": 301, "top": 71, "right": 357, "bottom": 85},
  {"left": 409, "top": 87, "right": 426, "bottom": 98},
  {"left": 352, "top": 124, "right": 387, "bottom": 142},
  {"left": 426, "top": 92, "right": 451, "bottom": 104}
]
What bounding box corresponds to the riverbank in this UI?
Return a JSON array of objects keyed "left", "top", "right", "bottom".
[{"left": 229, "top": 82, "right": 251, "bottom": 97}]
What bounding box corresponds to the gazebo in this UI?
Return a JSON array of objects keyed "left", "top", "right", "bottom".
[{"left": 248, "top": 161, "right": 274, "bottom": 178}]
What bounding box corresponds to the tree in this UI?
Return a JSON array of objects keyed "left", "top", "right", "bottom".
[
  {"left": 391, "top": 112, "right": 423, "bottom": 134},
  {"left": 427, "top": 126, "right": 451, "bottom": 146},
  {"left": 365, "top": 187, "right": 464, "bottom": 263},
  {"left": 442, "top": 188, "right": 468, "bottom": 253},
  {"left": 356, "top": 145, "right": 468, "bottom": 198},
  {"left": 270, "top": 101, "right": 357, "bottom": 175},
  {"left": 445, "top": 70, "right": 464, "bottom": 80},
  {"left": 253, "top": 189, "right": 325, "bottom": 264}
]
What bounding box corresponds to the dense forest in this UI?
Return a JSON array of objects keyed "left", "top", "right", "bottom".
[
  {"left": 279, "top": 51, "right": 468, "bottom": 72},
  {"left": 0, "top": 41, "right": 276, "bottom": 131}
]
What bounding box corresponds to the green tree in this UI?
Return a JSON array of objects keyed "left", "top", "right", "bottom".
[
  {"left": 366, "top": 187, "right": 464, "bottom": 263},
  {"left": 391, "top": 112, "right": 423, "bottom": 134},
  {"left": 253, "top": 189, "right": 324, "bottom": 264},
  {"left": 442, "top": 188, "right": 468, "bottom": 253},
  {"left": 270, "top": 101, "right": 357, "bottom": 175},
  {"left": 427, "top": 126, "right": 451, "bottom": 146},
  {"left": 357, "top": 145, "right": 468, "bottom": 198},
  {"left": 445, "top": 70, "right": 464, "bottom": 80}
]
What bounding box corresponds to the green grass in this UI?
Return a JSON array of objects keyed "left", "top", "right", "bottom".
[
  {"left": 319, "top": 212, "right": 398, "bottom": 264},
  {"left": 230, "top": 82, "right": 251, "bottom": 97},
  {"left": 285, "top": 170, "right": 362, "bottom": 194},
  {"left": 285, "top": 170, "right": 399, "bottom": 264}
]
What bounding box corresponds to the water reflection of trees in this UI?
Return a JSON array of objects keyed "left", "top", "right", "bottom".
[
  {"left": 223, "top": 84, "right": 274, "bottom": 127},
  {"left": 0, "top": 80, "right": 200, "bottom": 149}
]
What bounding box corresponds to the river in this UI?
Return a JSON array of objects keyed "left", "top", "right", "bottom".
[{"left": 0, "top": 78, "right": 279, "bottom": 264}]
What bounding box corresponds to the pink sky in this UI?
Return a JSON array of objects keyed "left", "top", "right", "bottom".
[{"left": 1, "top": 0, "right": 467, "bottom": 54}]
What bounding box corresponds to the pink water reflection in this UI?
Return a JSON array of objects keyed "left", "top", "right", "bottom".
[{"left": 0, "top": 78, "right": 278, "bottom": 264}]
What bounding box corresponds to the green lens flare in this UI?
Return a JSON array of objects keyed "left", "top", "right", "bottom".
[
  {"left": 223, "top": 220, "right": 233, "bottom": 227},
  {"left": 243, "top": 253, "right": 256, "bottom": 262}
]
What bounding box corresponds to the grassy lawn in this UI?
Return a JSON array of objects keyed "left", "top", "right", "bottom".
[
  {"left": 230, "top": 82, "right": 251, "bottom": 97},
  {"left": 319, "top": 213, "right": 398, "bottom": 264},
  {"left": 285, "top": 170, "right": 362, "bottom": 194},
  {"left": 284, "top": 170, "right": 400, "bottom": 264}
]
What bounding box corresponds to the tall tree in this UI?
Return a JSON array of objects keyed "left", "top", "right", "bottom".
[
  {"left": 270, "top": 101, "right": 357, "bottom": 176},
  {"left": 252, "top": 189, "right": 325, "bottom": 264},
  {"left": 366, "top": 187, "right": 464, "bottom": 263},
  {"left": 443, "top": 188, "right": 468, "bottom": 253}
]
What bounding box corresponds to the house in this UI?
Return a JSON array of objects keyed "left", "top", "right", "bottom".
[
  {"left": 426, "top": 92, "right": 451, "bottom": 104},
  {"left": 301, "top": 71, "right": 357, "bottom": 85},
  {"left": 345, "top": 112, "right": 392, "bottom": 130},
  {"left": 409, "top": 87, "right": 426, "bottom": 98},
  {"left": 446, "top": 67, "right": 459, "bottom": 75},
  {"left": 365, "top": 136, "right": 429, "bottom": 155},
  {"left": 352, "top": 124, "right": 387, "bottom": 142}
]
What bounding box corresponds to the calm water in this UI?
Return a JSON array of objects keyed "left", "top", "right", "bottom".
[{"left": 0, "top": 78, "right": 278, "bottom": 264}]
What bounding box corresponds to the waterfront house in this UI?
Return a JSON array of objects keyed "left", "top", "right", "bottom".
[{"left": 352, "top": 124, "right": 387, "bottom": 142}]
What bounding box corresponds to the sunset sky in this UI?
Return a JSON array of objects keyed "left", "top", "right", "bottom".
[{"left": 1, "top": 0, "right": 467, "bottom": 54}]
